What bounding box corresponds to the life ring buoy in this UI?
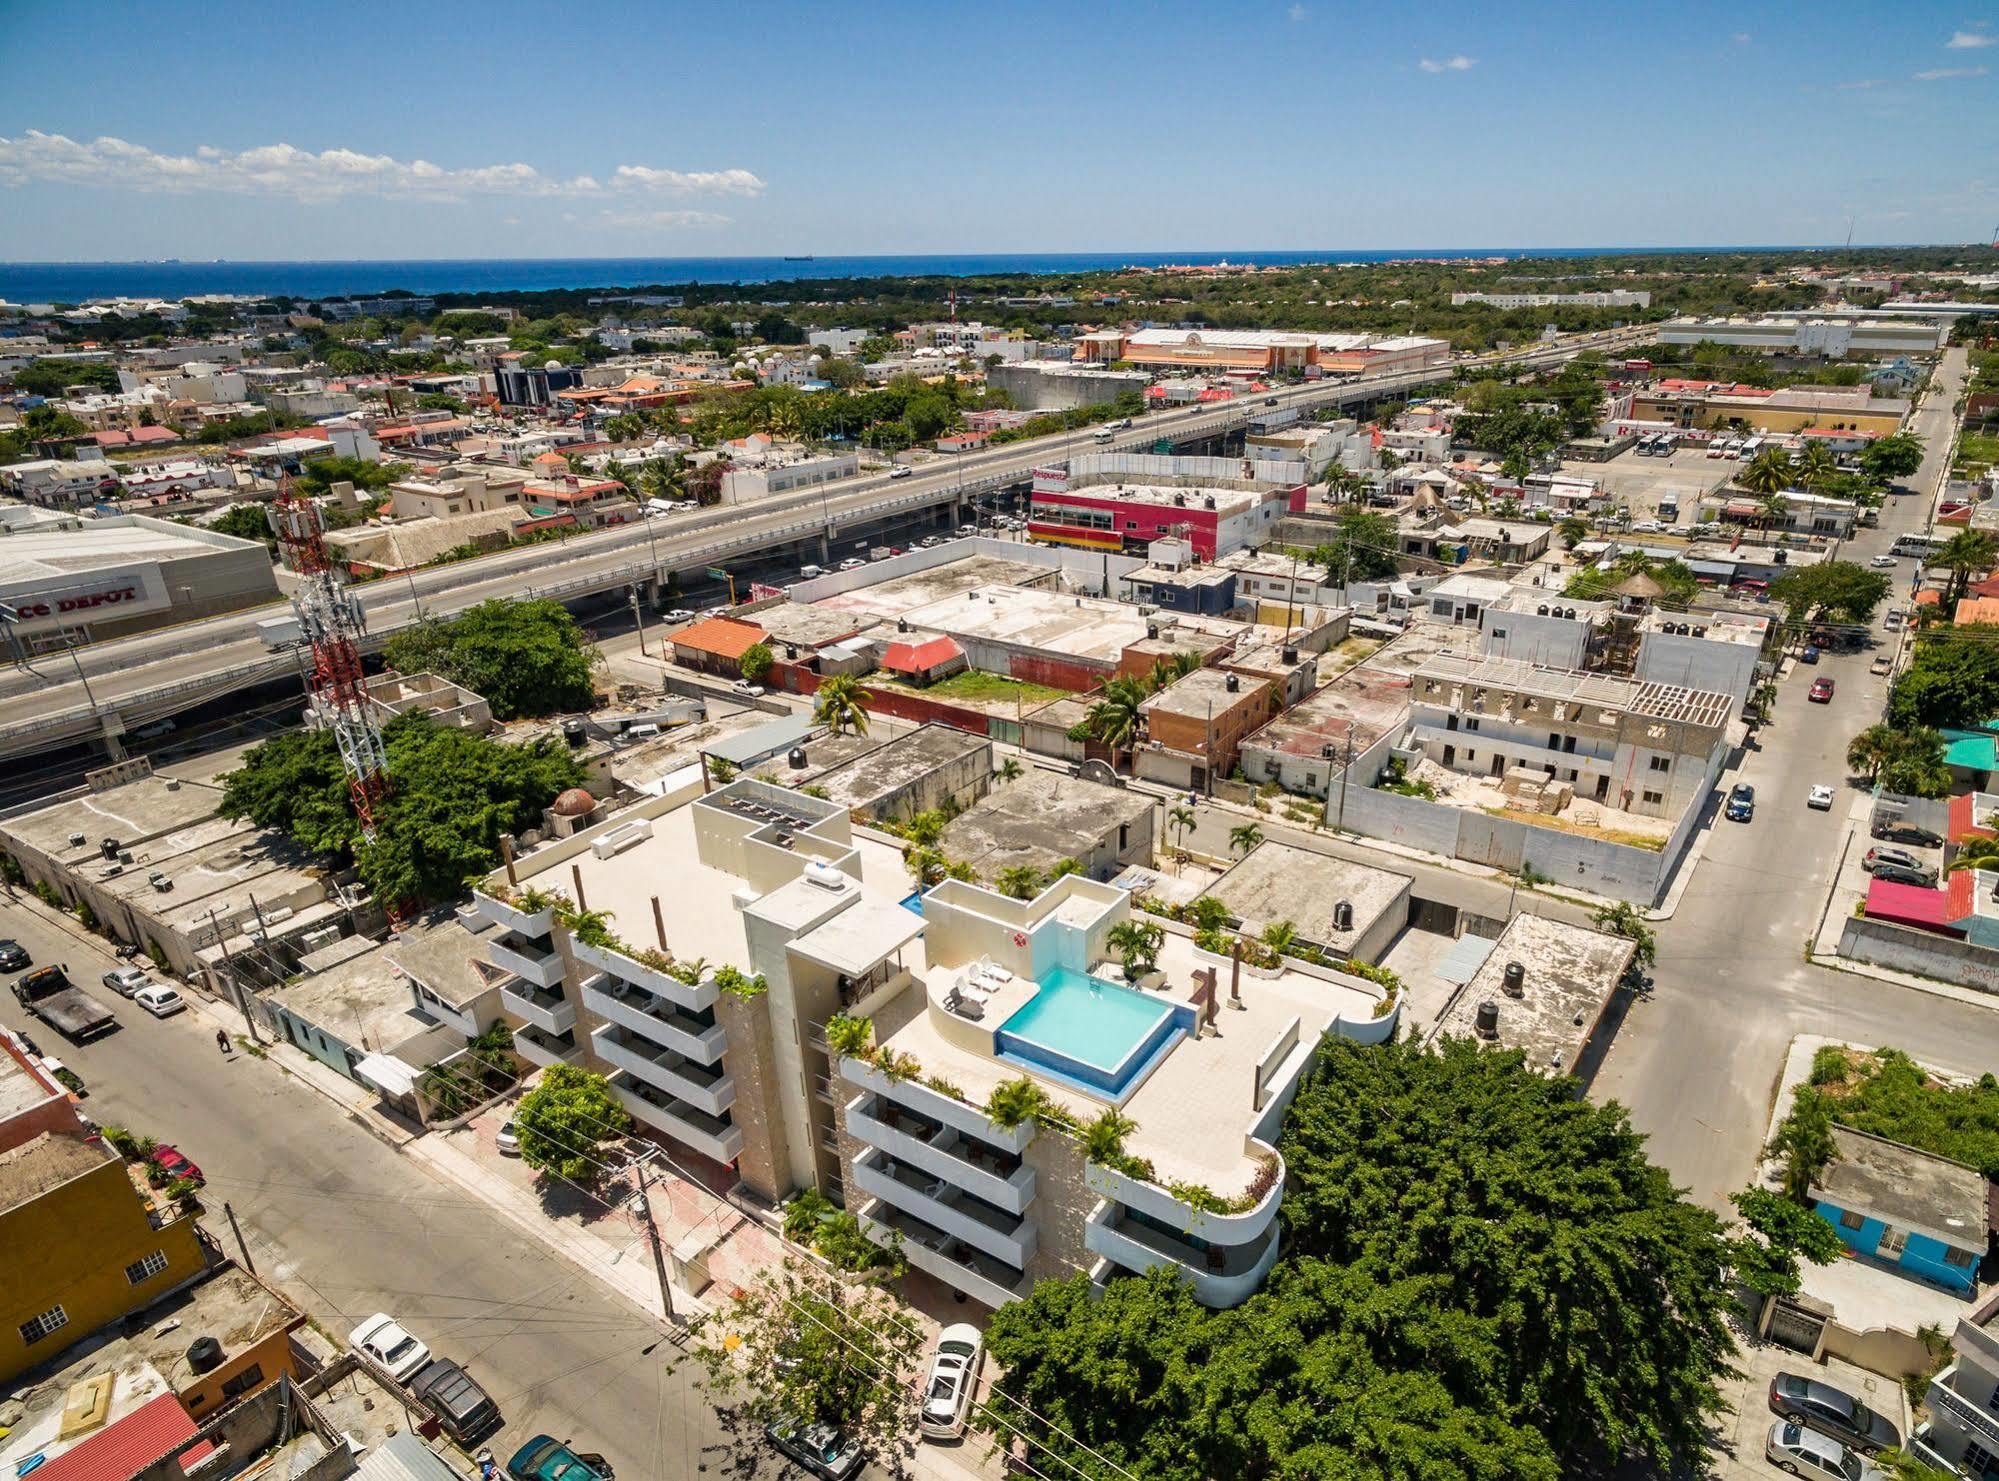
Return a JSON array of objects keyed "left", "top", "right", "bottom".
[{"left": 1011, "top": 931, "right": 1028, "bottom": 949}]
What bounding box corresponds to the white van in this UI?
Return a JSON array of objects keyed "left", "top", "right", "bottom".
[{"left": 798, "top": 564, "right": 824, "bottom": 580}]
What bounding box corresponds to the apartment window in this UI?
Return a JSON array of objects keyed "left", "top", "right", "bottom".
[
  {"left": 1964, "top": 1443, "right": 1997, "bottom": 1479},
  {"left": 18, "top": 1306, "right": 67, "bottom": 1345},
  {"left": 1642, "top": 790, "right": 1664, "bottom": 805},
  {"left": 220, "top": 1364, "right": 265, "bottom": 1399},
  {"left": 1943, "top": 1246, "right": 1976, "bottom": 1269},
  {"left": 1649, "top": 756, "right": 1670, "bottom": 773},
  {"left": 126, "top": 1250, "right": 170, "bottom": 1285},
  {"left": 1465, "top": 718, "right": 1480, "bottom": 733},
  {"left": 1839, "top": 1210, "right": 1865, "bottom": 1231},
  {"left": 1877, "top": 1226, "right": 1909, "bottom": 1258},
  {"left": 1463, "top": 750, "right": 1475, "bottom": 762}
]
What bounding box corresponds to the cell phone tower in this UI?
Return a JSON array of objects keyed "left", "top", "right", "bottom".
[{"left": 266, "top": 476, "right": 392, "bottom": 837}]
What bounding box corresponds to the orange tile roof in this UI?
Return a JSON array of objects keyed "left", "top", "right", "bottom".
[
  {"left": 1956, "top": 596, "right": 1999, "bottom": 626},
  {"left": 669, "top": 615, "right": 765, "bottom": 661}
]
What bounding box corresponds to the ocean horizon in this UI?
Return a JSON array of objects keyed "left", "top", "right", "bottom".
[{"left": 0, "top": 246, "right": 1834, "bottom": 304}]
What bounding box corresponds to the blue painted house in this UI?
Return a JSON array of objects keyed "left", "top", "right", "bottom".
[{"left": 1812, "top": 1126, "right": 1989, "bottom": 1297}]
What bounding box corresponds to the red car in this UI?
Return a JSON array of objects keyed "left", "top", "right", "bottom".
[
  {"left": 1809, "top": 677, "right": 1835, "bottom": 703},
  {"left": 152, "top": 1146, "right": 204, "bottom": 1187}
]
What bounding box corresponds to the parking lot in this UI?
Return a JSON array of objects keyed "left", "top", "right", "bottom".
[{"left": 1703, "top": 1331, "right": 1911, "bottom": 1481}]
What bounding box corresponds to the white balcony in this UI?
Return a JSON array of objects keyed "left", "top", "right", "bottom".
[
  {"left": 1927, "top": 1365, "right": 1999, "bottom": 1451},
  {"left": 513, "top": 1024, "right": 581, "bottom": 1070},
  {"left": 1085, "top": 1202, "right": 1280, "bottom": 1309},
  {"left": 500, "top": 978, "right": 575, "bottom": 1036},
  {"left": 845, "top": 1093, "right": 1036, "bottom": 1215},
  {"left": 851, "top": 1148, "right": 1036, "bottom": 1267},
  {"left": 473, "top": 889, "right": 555, "bottom": 938},
  {"left": 490, "top": 931, "right": 565, "bottom": 990},
  {"left": 608, "top": 1071, "right": 744, "bottom": 1164},
  {"left": 582, "top": 974, "right": 727, "bottom": 1063},
  {"left": 570, "top": 938, "right": 717, "bottom": 1012},
  {"left": 856, "top": 1199, "right": 1030, "bottom": 1311},
  {"left": 840, "top": 1058, "right": 1034, "bottom": 1154},
  {"left": 1085, "top": 1150, "right": 1283, "bottom": 1246},
  {"left": 593, "top": 1024, "right": 736, "bottom": 1115}
]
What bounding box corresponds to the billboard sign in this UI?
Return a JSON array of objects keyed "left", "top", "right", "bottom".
[{"left": 0, "top": 563, "right": 171, "bottom": 636}]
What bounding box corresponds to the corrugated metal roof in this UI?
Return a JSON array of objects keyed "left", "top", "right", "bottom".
[
  {"left": 355, "top": 1432, "right": 467, "bottom": 1481},
  {"left": 705, "top": 713, "right": 819, "bottom": 766},
  {"left": 1436, "top": 933, "right": 1499, "bottom": 986},
  {"left": 28, "top": 1395, "right": 202, "bottom": 1481}
]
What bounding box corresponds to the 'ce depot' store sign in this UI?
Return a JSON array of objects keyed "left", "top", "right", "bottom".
[{"left": 2, "top": 565, "right": 171, "bottom": 636}]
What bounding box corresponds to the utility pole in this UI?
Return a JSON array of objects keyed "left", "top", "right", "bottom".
[
  {"left": 636, "top": 1159, "right": 677, "bottom": 1323},
  {"left": 210, "top": 909, "right": 263, "bottom": 1044},
  {"left": 222, "top": 1201, "right": 257, "bottom": 1272},
  {"left": 1333, "top": 727, "right": 1354, "bottom": 836},
  {"left": 630, "top": 585, "right": 649, "bottom": 657}
]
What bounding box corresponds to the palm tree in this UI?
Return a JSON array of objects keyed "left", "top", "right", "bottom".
[
  {"left": 1846, "top": 724, "right": 1902, "bottom": 784},
  {"left": 1079, "top": 675, "right": 1148, "bottom": 769},
  {"left": 1792, "top": 440, "right": 1837, "bottom": 492},
  {"left": 1260, "top": 919, "right": 1298, "bottom": 958},
  {"left": 1737, "top": 447, "right": 1795, "bottom": 497},
  {"left": 996, "top": 757, "right": 1023, "bottom": 783},
  {"left": 1082, "top": 1107, "right": 1138, "bottom": 1162},
  {"left": 1756, "top": 492, "right": 1790, "bottom": 532},
  {"left": 995, "top": 865, "right": 1045, "bottom": 901},
  {"left": 1105, "top": 920, "right": 1165, "bottom": 982},
  {"left": 902, "top": 844, "right": 947, "bottom": 888},
  {"left": 1935, "top": 529, "right": 1999, "bottom": 606},
  {"left": 813, "top": 674, "right": 871, "bottom": 736},
  {"left": 1228, "top": 822, "right": 1263, "bottom": 858},
  {"left": 1946, "top": 836, "right": 1999, "bottom": 875},
  {"left": 1167, "top": 805, "right": 1197, "bottom": 852},
  {"left": 1768, "top": 1089, "right": 1837, "bottom": 1204}
]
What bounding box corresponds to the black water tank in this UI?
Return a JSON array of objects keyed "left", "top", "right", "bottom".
[
  {"left": 1503, "top": 961, "right": 1526, "bottom": 997},
  {"left": 1332, "top": 900, "right": 1353, "bottom": 932},
  {"left": 186, "top": 1336, "right": 223, "bottom": 1374},
  {"left": 1282, "top": 646, "right": 1299, "bottom": 665},
  {"left": 562, "top": 720, "right": 586, "bottom": 747},
  {"left": 99, "top": 837, "right": 120, "bottom": 861},
  {"left": 788, "top": 747, "right": 809, "bottom": 770},
  {"left": 1475, "top": 1000, "right": 1500, "bottom": 1037},
  {"left": 1225, "top": 673, "right": 1239, "bottom": 692}
]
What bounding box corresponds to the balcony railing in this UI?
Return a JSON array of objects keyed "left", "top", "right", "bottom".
[
  {"left": 582, "top": 974, "right": 727, "bottom": 1063},
  {"left": 1085, "top": 1203, "right": 1280, "bottom": 1309},
  {"left": 593, "top": 1024, "right": 735, "bottom": 1115},
  {"left": 852, "top": 1148, "right": 1035, "bottom": 1266},
  {"left": 856, "top": 1199, "right": 1030, "bottom": 1310},
  {"left": 608, "top": 1072, "right": 744, "bottom": 1164},
  {"left": 472, "top": 890, "right": 555, "bottom": 939},
  {"left": 490, "top": 931, "right": 565, "bottom": 990},
  {"left": 1927, "top": 1365, "right": 1999, "bottom": 1449},
  {"left": 845, "top": 1092, "right": 1035, "bottom": 1215},
  {"left": 513, "top": 1023, "right": 581, "bottom": 1070},
  {"left": 500, "top": 978, "right": 575, "bottom": 1036}
]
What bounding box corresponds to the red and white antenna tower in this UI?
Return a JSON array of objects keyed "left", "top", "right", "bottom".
[{"left": 266, "top": 475, "right": 392, "bottom": 837}]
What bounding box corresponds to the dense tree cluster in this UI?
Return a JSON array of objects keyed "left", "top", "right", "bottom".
[{"left": 383, "top": 598, "right": 600, "bottom": 720}]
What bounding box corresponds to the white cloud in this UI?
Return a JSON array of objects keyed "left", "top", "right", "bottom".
[
  {"left": 1914, "top": 64, "right": 1989, "bottom": 78},
  {"left": 0, "top": 131, "right": 766, "bottom": 202},
  {"left": 1418, "top": 54, "right": 1476, "bottom": 73},
  {"left": 1836, "top": 77, "right": 1888, "bottom": 88},
  {"left": 1288, "top": 3, "right": 1309, "bottom": 20},
  {"left": 1947, "top": 27, "right": 1994, "bottom": 47},
  {"left": 597, "top": 208, "right": 732, "bottom": 230}
]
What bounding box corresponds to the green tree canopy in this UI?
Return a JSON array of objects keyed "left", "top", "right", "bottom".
[
  {"left": 1860, "top": 432, "right": 1924, "bottom": 482},
  {"left": 511, "top": 1063, "right": 630, "bottom": 1183},
  {"left": 383, "top": 598, "right": 600, "bottom": 720},
  {"left": 1310, "top": 506, "right": 1400, "bottom": 583},
  {"left": 1769, "top": 561, "right": 1891, "bottom": 627},
  {"left": 1889, "top": 626, "right": 1999, "bottom": 729}
]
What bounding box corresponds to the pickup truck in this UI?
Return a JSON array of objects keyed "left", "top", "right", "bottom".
[{"left": 12, "top": 966, "right": 117, "bottom": 1041}]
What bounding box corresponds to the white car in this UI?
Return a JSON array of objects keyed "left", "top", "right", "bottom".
[
  {"left": 917, "top": 1324, "right": 984, "bottom": 1440},
  {"left": 733, "top": 681, "right": 766, "bottom": 697},
  {"left": 351, "top": 1313, "right": 432, "bottom": 1385},
  {"left": 663, "top": 608, "right": 695, "bottom": 624},
  {"left": 1869, "top": 555, "right": 1897, "bottom": 569},
  {"left": 1807, "top": 784, "right": 1836, "bottom": 811},
  {"left": 888, "top": 465, "right": 914, "bottom": 479},
  {"left": 133, "top": 985, "right": 185, "bottom": 1018},
  {"left": 838, "top": 558, "right": 866, "bottom": 571}
]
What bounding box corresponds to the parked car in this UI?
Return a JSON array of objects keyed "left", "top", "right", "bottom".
[
  {"left": 151, "top": 1145, "right": 203, "bottom": 1186},
  {"left": 663, "top": 608, "right": 695, "bottom": 624},
  {"left": 919, "top": 1324, "right": 984, "bottom": 1440},
  {"left": 1800, "top": 645, "right": 1821, "bottom": 665},
  {"left": 1726, "top": 783, "right": 1755, "bottom": 822},
  {"left": 1767, "top": 1371, "right": 1902, "bottom": 1455},
  {"left": 733, "top": 681, "right": 766, "bottom": 697},
  {"left": 507, "top": 1436, "right": 613, "bottom": 1481},
  {"left": 102, "top": 967, "right": 154, "bottom": 998},
  {"left": 1809, "top": 677, "right": 1836, "bottom": 703},
  {"left": 1884, "top": 610, "right": 1904, "bottom": 631},
  {"left": 1869, "top": 554, "right": 1898, "bottom": 569},
  {"left": 409, "top": 1358, "right": 501, "bottom": 1443},
  {"left": 1863, "top": 846, "right": 1926, "bottom": 874},
  {"left": 497, "top": 1121, "right": 521, "bottom": 1156},
  {"left": 133, "top": 985, "right": 184, "bottom": 1018},
  {"left": 0, "top": 940, "right": 31, "bottom": 972},
  {"left": 1764, "top": 1421, "right": 1885, "bottom": 1480},
  {"left": 1870, "top": 862, "right": 1938, "bottom": 888},
  {"left": 1807, "top": 784, "right": 1835, "bottom": 811},
  {"left": 764, "top": 1417, "right": 863, "bottom": 1480},
  {"left": 351, "top": 1313, "right": 432, "bottom": 1385},
  {"left": 1873, "top": 819, "right": 1943, "bottom": 847},
  {"left": 1869, "top": 655, "right": 1893, "bottom": 676}
]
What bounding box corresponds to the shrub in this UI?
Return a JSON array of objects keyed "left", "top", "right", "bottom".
[
  {"left": 714, "top": 965, "right": 768, "bottom": 1000},
  {"left": 825, "top": 1013, "right": 873, "bottom": 1058}
]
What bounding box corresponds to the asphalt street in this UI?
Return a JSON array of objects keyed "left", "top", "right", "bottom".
[{"left": 0, "top": 897, "right": 740, "bottom": 1481}]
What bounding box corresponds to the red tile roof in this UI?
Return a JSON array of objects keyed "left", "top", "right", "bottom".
[
  {"left": 670, "top": 615, "right": 765, "bottom": 661},
  {"left": 881, "top": 637, "right": 964, "bottom": 673},
  {"left": 31, "top": 1395, "right": 204, "bottom": 1481}
]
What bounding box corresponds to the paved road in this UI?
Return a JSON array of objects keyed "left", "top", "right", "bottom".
[
  {"left": 0, "top": 330, "right": 1652, "bottom": 751},
  {"left": 0, "top": 895, "right": 740, "bottom": 1481},
  {"left": 1594, "top": 346, "right": 1995, "bottom": 1208}
]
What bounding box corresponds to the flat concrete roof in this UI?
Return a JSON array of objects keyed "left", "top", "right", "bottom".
[
  {"left": 1638, "top": 608, "right": 1769, "bottom": 646},
  {"left": 1, "top": 777, "right": 227, "bottom": 866},
  {"left": 1815, "top": 1125, "right": 1990, "bottom": 1250},
  {"left": 1414, "top": 652, "right": 1734, "bottom": 730},
  {"left": 0, "top": 522, "right": 245, "bottom": 583},
  {"left": 1243, "top": 661, "right": 1418, "bottom": 761},
  {"left": 611, "top": 708, "right": 774, "bottom": 791},
  {"left": 0, "top": 1038, "right": 64, "bottom": 1121},
  {"left": 785, "top": 725, "right": 989, "bottom": 815},
  {"left": 811, "top": 554, "right": 1051, "bottom": 620},
  {"left": 385, "top": 911, "right": 498, "bottom": 1012},
  {"left": 894, "top": 585, "right": 1151, "bottom": 665},
  {"left": 940, "top": 772, "right": 1151, "bottom": 878},
  {"left": 754, "top": 729, "right": 886, "bottom": 786},
  {"left": 271, "top": 941, "right": 437, "bottom": 1054},
  {"left": 1201, "top": 842, "right": 1412, "bottom": 957},
  {"left": 1431, "top": 914, "right": 1635, "bottom": 1075},
  {"left": 0, "top": 1130, "right": 112, "bottom": 1215},
  {"left": 752, "top": 603, "right": 876, "bottom": 651},
  {"left": 1141, "top": 666, "right": 1268, "bottom": 720}
]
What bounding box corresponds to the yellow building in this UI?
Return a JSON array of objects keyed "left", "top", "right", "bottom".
[{"left": 0, "top": 1131, "right": 207, "bottom": 1383}]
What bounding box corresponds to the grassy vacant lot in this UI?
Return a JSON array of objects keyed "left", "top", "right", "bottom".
[
  {"left": 1955, "top": 430, "right": 1999, "bottom": 479},
  {"left": 892, "top": 669, "right": 1070, "bottom": 708}
]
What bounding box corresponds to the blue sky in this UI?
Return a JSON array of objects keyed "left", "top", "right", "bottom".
[{"left": 1, "top": 0, "right": 1994, "bottom": 260}]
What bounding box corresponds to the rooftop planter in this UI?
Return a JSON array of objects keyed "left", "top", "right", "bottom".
[
  {"left": 569, "top": 936, "right": 718, "bottom": 1011},
  {"left": 1085, "top": 1142, "right": 1285, "bottom": 1245},
  {"left": 473, "top": 886, "right": 556, "bottom": 938}
]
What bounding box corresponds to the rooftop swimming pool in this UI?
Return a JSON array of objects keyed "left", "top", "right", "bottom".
[{"left": 996, "top": 967, "right": 1193, "bottom": 1102}]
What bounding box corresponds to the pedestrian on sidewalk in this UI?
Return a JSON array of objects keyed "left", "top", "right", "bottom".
[{"left": 216, "top": 1028, "right": 233, "bottom": 1056}]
